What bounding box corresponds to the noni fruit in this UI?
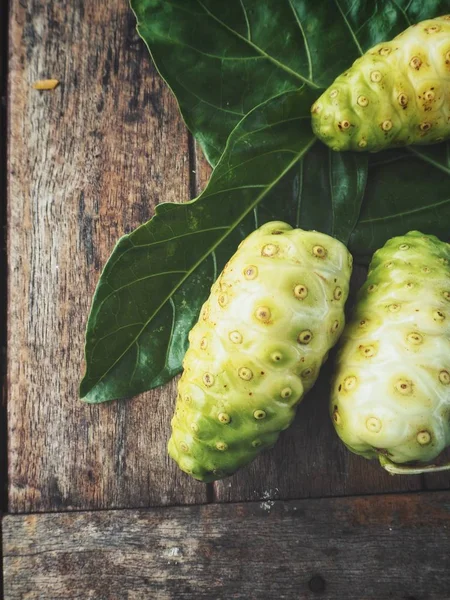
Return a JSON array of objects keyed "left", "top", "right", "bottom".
[
  {"left": 169, "top": 222, "right": 352, "bottom": 482},
  {"left": 311, "top": 16, "right": 450, "bottom": 152},
  {"left": 331, "top": 231, "right": 450, "bottom": 474}
]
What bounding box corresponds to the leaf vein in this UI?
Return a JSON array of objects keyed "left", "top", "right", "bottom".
[
  {"left": 287, "top": 0, "right": 313, "bottom": 79},
  {"left": 132, "top": 225, "right": 229, "bottom": 249},
  {"left": 196, "top": 0, "right": 319, "bottom": 88},
  {"left": 333, "top": 0, "right": 363, "bottom": 56},
  {"left": 239, "top": 0, "right": 252, "bottom": 41},
  {"left": 407, "top": 147, "right": 450, "bottom": 177},
  {"left": 99, "top": 270, "right": 188, "bottom": 314},
  {"left": 390, "top": 0, "right": 411, "bottom": 26},
  {"left": 360, "top": 198, "right": 450, "bottom": 225}
]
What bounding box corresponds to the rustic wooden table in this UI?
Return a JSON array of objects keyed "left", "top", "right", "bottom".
[{"left": 2, "top": 1, "right": 450, "bottom": 599}]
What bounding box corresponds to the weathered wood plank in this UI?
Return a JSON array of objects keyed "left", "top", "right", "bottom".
[
  {"left": 0, "top": 0, "right": 9, "bottom": 515},
  {"left": 212, "top": 267, "right": 422, "bottom": 502},
  {"left": 193, "top": 141, "right": 212, "bottom": 196},
  {"left": 7, "top": 0, "right": 207, "bottom": 511},
  {"left": 3, "top": 492, "right": 450, "bottom": 600}
]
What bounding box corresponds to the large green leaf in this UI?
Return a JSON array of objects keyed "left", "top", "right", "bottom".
[
  {"left": 130, "top": 0, "right": 445, "bottom": 165},
  {"left": 80, "top": 89, "right": 367, "bottom": 402},
  {"left": 129, "top": 0, "right": 448, "bottom": 249}
]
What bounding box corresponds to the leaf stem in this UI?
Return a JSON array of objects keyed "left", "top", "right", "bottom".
[{"left": 379, "top": 455, "right": 450, "bottom": 475}]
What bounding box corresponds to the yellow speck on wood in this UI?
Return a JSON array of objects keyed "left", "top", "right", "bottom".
[{"left": 32, "top": 79, "right": 60, "bottom": 90}]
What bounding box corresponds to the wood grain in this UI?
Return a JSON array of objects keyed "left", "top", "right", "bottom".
[
  {"left": 7, "top": 0, "right": 207, "bottom": 512},
  {"left": 0, "top": 0, "right": 8, "bottom": 514},
  {"left": 193, "top": 141, "right": 212, "bottom": 196},
  {"left": 4, "top": 492, "right": 450, "bottom": 600}
]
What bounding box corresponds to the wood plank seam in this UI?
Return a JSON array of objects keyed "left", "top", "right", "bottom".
[
  {"left": 187, "top": 132, "right": 198, "bottom": 203},
  {"left": 0, "top": 484, "right": 447, "bottom": 517},
  {"left": 189, "top": 134, "right": 216, "bottom": 504},
  {"left": 1, "top": 5, "right": 10, "bottom": 600}
]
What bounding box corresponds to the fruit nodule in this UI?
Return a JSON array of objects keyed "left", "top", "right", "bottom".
[
  {"left": 311, "top": 16, "right": 450, "bottom": 151},
  {"left": 331, "top": 231, "right": 450, "bottom": 469},
  {"left": 169, "top": 222, "right": 352, "bottom": 482}
]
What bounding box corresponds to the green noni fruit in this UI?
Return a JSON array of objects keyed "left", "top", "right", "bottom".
[
  {"left": 311, "top": 16, "right": 450, "bottom": 152},
  {"left": 169, "top": 222, "right": 352, "bottom": 482},
  {"left": 331, "top": 232, "right": 450, "bottom": 474}
]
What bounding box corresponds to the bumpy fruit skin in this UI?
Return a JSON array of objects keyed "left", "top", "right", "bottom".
[
  {"left": 311, "top": 16, "right": 450, "bottom": 152},
  {"left": 331, "top": 232, "right": 450, "bottom": 469},
  {"left": 169, "top": 222, "right": 352, "bottom": 482}
]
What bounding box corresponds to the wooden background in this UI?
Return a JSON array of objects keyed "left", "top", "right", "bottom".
[{"left": 2, "top": 0, "right": 450, "bottom": 598}]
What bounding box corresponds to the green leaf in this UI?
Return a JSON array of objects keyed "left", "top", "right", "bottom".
[
  {"left": 349, "top": 143, "right": 450, "bottom": 261},
  {"left": 130, "top": 0, "right": 445, "bottom": 165},
  {"left": 80, "top": 88, "right": 367, "bottom": 402}
]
